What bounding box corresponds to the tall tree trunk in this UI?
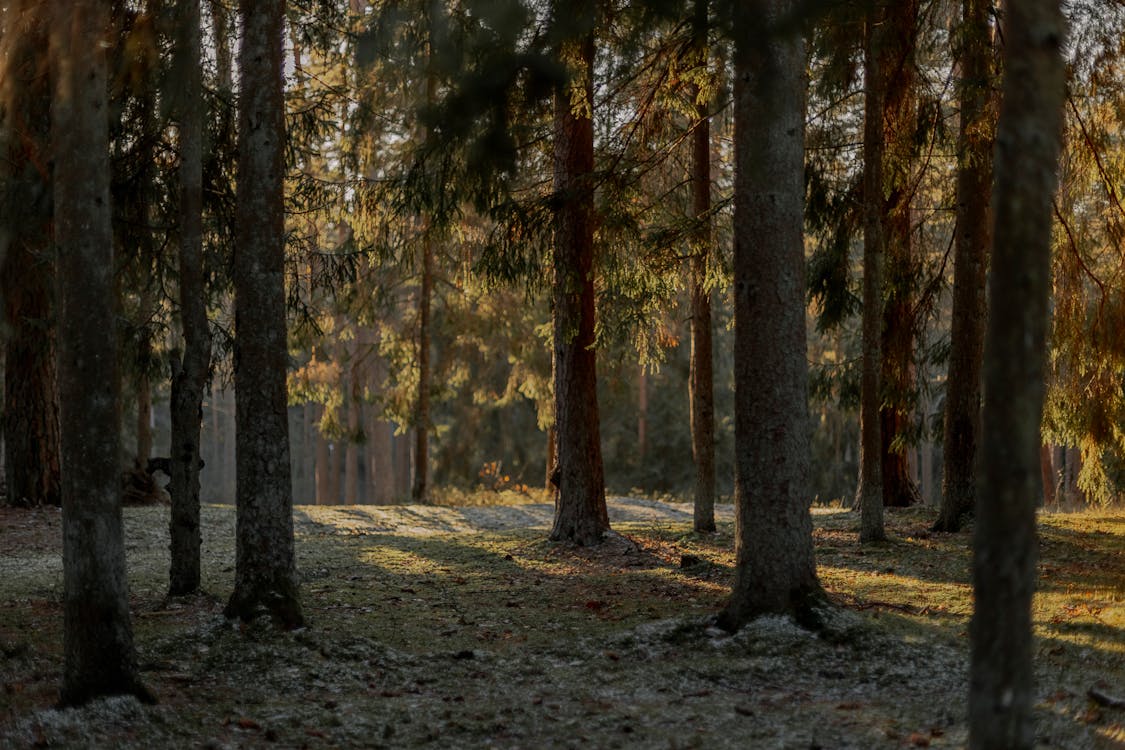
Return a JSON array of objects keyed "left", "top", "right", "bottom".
[
  {"left": 168, "top": 0, "right": 211, "bottom": 597},
  {"left": 548, "top": 0, "right": 610, "bottom": 546},
  {"left": 878, "top": 0, "right": 921, "bottom": 509},
  {"left": 718, "top": 0, "right": 824, "bottom": 630},
  {"left": 412, "top": 233, "right": 433, "bottom": 502},
  {"left": 856, "top": 3, "right": 887, "bottom": 542},
  {"left": 637, "top": 364, "right": 648, "bottom": 463},
  {"left": 225, "top": 0, "right": 302, "bottom": 628},
  {"left": 395, "top": 430, "right": 412, "bottom": 500},
  {"left": 135, "top": 337, "right": 153, "bottom": 465},
  {"left": 936, "top": 0, "right": 994, "bottom": 532},
  {"left": 970, "top": 0, "right": 1065, "bottom": 746},
  {"left": 51, "top": 0, "right": 150, "bottom": 705},
  {"left": 688, "top": 0, "right": 715, "bottom": 533},
  {"left": 345, "top": 370, "right": 360, "bottom": 504},
  {"left": 2, "top": 7, "right": 60, "bottom": 509},
  {"left": 314, "top": 404, "right": 332, "bottom": 505}
]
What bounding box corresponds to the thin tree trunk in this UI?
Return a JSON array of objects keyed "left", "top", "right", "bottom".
[
  {"left": 345, "top": 372, "right": 360, "bottom": 505},
  {"left": 168, "top": 0, "right": 211, "bottom": 597},
  {"left": 936, "top": 0, "right": 994, "bottom": 532},
  {"left": 545, "top": 426, "right": 557, "bottom": 494},
  {"left": 970, "top": 0, "right": 1065, "bottom": 745},
  {"left": 135, "top": 340, "right": 153, "bottom": 466},
  {"left": 637, "top": 364, "right": 648, "bottom": 463},
  {"left": 226, "top": 0, "right": 302, "bottom": 628},
  {"left": 314, "top": 404, "right": 332, "bottom": 505},
  {"left": 412, "top": 233, "right": 433, "bottom": 502},
  {"left": 548, "top": 0, "right": 610, "bottom": 546},
  {"left": 688, "top": 0, "right": 715, "bottom": 532},
  {"left": 51, "top": 0, "right": 150, "bottom": 705},
  {"left": 718, "top": 0, "right": 824, "bottom": 630},
  {"left": 856, "top": 4, "right": 887, "bottom": 542}
]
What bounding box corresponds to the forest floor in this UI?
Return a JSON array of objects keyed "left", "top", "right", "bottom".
[{"left": 0, "top": 496, "right": 1123, "bottom": 749}]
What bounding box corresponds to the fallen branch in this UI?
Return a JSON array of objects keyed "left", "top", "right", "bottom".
[{"left": 1089, "top": 687, "right": 1125, "bottom": 709}]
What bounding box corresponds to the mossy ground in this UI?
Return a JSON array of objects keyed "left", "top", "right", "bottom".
[{"left": 0, "top": 498, "right": 1122, "bottom": 748}]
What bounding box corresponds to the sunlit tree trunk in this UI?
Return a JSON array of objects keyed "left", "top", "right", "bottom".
[
  {"left": 225, "top": 0, "right": 303, "bottom": 627},
  {"left": 878, "top": 0, "right": 922, "bottom": 509},
  {"left": 970, "top": 0, "right": 1065, "bottom": 745},
  {"left": 718, "top": 0, "right": 824, "bottom": 630},
  {"left": 688, "top": 0, "right": 715, "bottom": 533},
  {"left": 856, "top": 3, "right": 887, "bottom": 542},
  {"left": 548, "top": 0, "right": 610, "bottom": 546},
  {"left": 51, "top": 0, "right": 150, "bottom": 705},
  {"left": 1, "top": 2, "right": 59, "bottom": 508},
  {"left": 936, "top": 0, "right": 994, "bottom": 532},
  {"left": 169, "top": 0, "right": 211, "bottom": 596}
]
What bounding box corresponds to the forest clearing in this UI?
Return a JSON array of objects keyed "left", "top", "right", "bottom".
[{"left": 1, "top": 498, "right": 1122, "bottom": 749}]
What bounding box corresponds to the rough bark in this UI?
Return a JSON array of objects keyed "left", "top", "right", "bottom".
[
  {"left": 718, "top": 0, "right": 825, "bottom": 631},
  {"left": 970, "top": 1, "right": 1065, "bottom": 747},
  {"left": 168, "top": 0, "right": 211, "bottom": 597},
  {"left": 936, "top": 0, "right": 994, "bottom": 533},
  {"left": 688, "top": 1, "right": 716, "bottom": 533},
  {"left": 878, "top": 0, "right": 922, "bottom": 509},
  {"left": 225, "top": 0, "right": 303, "bottom": 628},
  {"left": 51, "top": 0, "right": 151, "bottom": 705},
  {"left": 548, "top": 0, "right": 610, "bottom": 546},
  {"left": 856, "top": 4, "right": 887, "bottom": 543},
  {"left": 1, "top": 8, "right": 60, "bottom": 510}
]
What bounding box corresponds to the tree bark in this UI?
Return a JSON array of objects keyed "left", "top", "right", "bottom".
[
  {"left": 2, "top": 7, "right": 60, "bottom": 510},
  {"left": 225, "top": 0, "right": 303, "bottom": 627},
  {"left": 1039, "top": 444, "right": 1056, "bottom": 507},
  {"left": 688, "top": 0, "right": 715, "bottom": 533},
  {"left": 878, "top": 0, "right": 921, "bottom": 509},
  {"left": 548, "top": 0, "right": 610, "bottom": 546},
  {"left": 936, "top": 0, "right": 994, "bottom": 532},
  {"left": 718, "top": 0, "right": 825, "bottom": 630},
  {"left": 970, "top": 1, "right": 1065, "bottom": 746},
  {"left": 412, "top": 233, "right": 433, "bottom": 502},
  {"left": 168, "top": 0, "right": 211, "bottom": 597},
  {"left": 51, "top": 0, "right": 151, "bottom": 705},
  {"left": 856, "top": 4, "right": 887, "bottom": 542},
  {"left": 345, "top": 368, "right": 361, "bottom": 505}
]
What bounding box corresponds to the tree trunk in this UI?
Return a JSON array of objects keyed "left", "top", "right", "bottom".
[
  {"left": 718, "top": 0, "right": 825, "bottom": 630},
  {"left": 51, "top": 0, "right": 150, "bottom": 705},
  {"left": 637, "top": 365, "right": 647, "bottom": 463},
  {"left": 1039, "top": 444, "right": 1056, "bottom": 507},
  {"left": 936, "top": 0, "right": 994, "bottom": 532},
  {"left": 345, "top": 371, "right": 360, "bottom": 505},
  {"left": 135, "top": 344, "right": 153, "bottom": 466},
  {"left": 688, "top": 0, "right": 716, "bottom": 533},
  {"left": 412, "top": 233, "right": 433, "bottom": 503},
  {"left": 168, "top": 0, "right": 211, "bottom": 597},
  {"left": 2, "top": 7, "right": 60, "bottom": 510},
  {"left": 856, "top": 4, "right": 887, "bottom": 542},
  {"left": 314, "top": 405, "right": 332, "bottom": 505},
  {"left": 225, "top": 0, "right": 303, "bottom": 628},
  {"left": 878, "top": 0, "right": 921, "bottom": 509},
  {"left": 970, "top": 1, "right": 1065, "bottom": 746},
  {"left": 548, "top": 0, "right": 610, "bottom": 546}
]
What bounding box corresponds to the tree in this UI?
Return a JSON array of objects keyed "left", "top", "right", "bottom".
[
  {"left": 50, "top": 0, "right": 151, "bottom": 705},
  {"left": 718, "top": 0, "right": 825, "bottom": 629},
  {"left": 548, "top": 0, "right": 611, "bottom": 546},
  {"left": 1, "top": 6, "right": 60, "bottom": 509},
  {"left": 935, "top": 0, "right": 994, "bottom": 533},
  {"left": 970, "top": 0, "right": 1065, "bottom": 746},
  {"left": 688, "top": 0, "right": 716, "bottom": 534},
  {"left": 856, "top": 2, "right": 887, "bottom": 543},
  {"left": 168, "top": 0, "right": 212, "bottom": 596},
  {"left": 877, "top": 0, "right": 921, "bottom": 509},
  {"left": 225, "top": 0, "right": 303, "bottom": 627}
]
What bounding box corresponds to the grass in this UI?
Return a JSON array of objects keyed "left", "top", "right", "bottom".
[{"left": 0, "top": 498, "right": 1122, "bottom": 748}]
